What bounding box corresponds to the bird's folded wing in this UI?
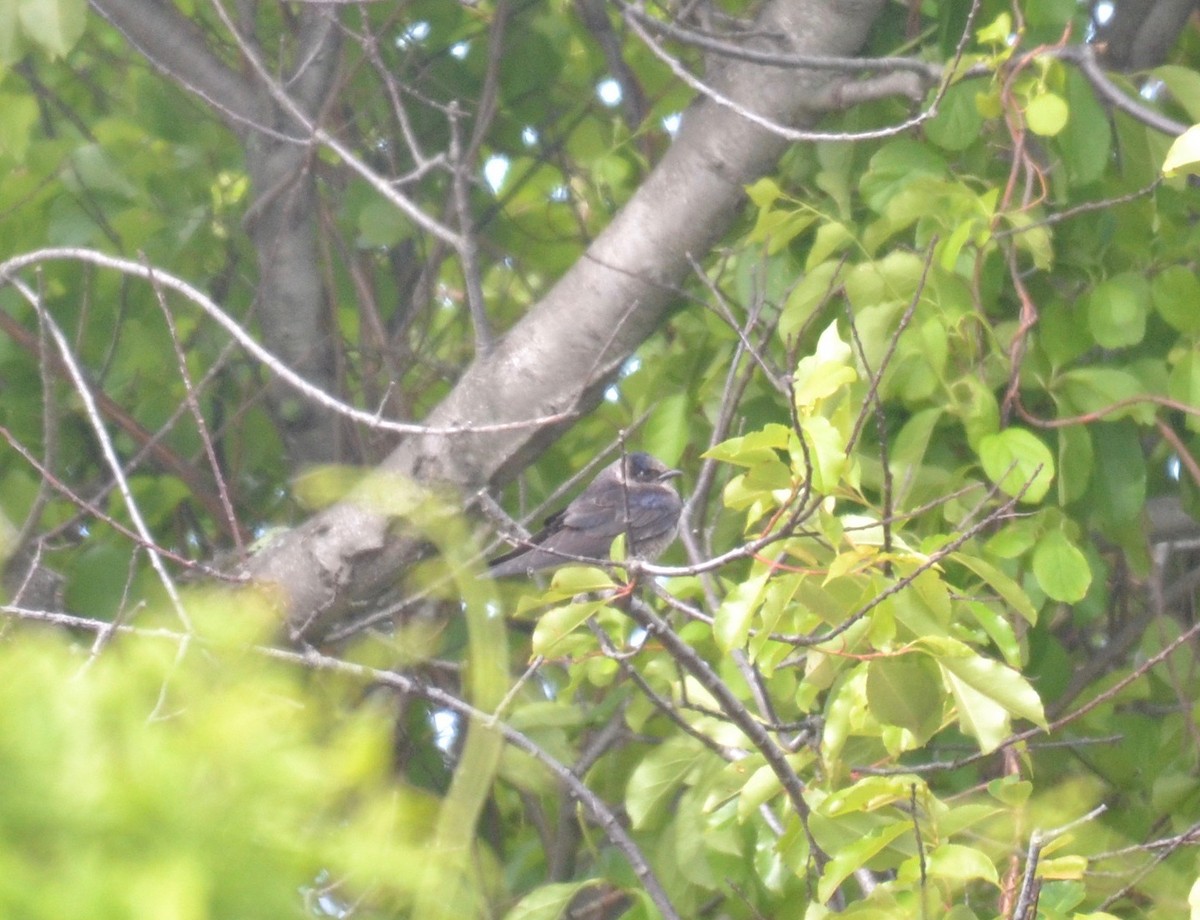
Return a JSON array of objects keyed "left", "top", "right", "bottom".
[{"left": 560, "top": 481, "right": 679, "bottom": 541}]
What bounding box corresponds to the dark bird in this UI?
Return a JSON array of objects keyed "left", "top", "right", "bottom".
[{"left": 488, "top": 452, "right": 684, "bottom": 577}]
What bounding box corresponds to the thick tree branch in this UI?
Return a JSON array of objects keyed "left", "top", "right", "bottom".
[
  {"left": 92, "top": 0, "right": 346, "bottom": 465},
  {"left": 88, "top": 0, "right": 261, "bottom": 132},
  {"left": 245, "top": 0, "right": 889, "bottom": 638},
  {"left": 238, "top": 6, "right": 345, "bottom": 464}
]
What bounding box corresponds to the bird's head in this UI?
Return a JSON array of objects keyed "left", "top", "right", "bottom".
[{"left": 622, "top": 452, "right": 683, "bottom": 484}]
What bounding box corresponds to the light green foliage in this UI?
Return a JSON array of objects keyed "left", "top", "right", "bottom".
[
  {"left": 4, "top": 0, "right": 1200, "bottom": 916},
  {"left": 0, "top": 603, "right": 434, "bottom": 919}
]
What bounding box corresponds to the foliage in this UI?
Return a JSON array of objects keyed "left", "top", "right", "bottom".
[
  {"left": 0, "top": 600, "right": 437, "bottom": 919},
  {"left": 3, "top": 0, "right": 1200, "bottom": 918}
]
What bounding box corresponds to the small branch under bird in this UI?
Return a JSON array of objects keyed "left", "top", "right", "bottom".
[{"left": 488, "top": 452, "right": 684, "bottom": 578}]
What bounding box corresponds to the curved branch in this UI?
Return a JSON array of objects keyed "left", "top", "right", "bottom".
[{"left": 1058, "top": 43, "right": 1187, "bottom": 136}]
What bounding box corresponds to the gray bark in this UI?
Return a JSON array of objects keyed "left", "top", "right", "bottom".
[
  {"left": 90, "top": 0, "right": 343, "bottom": 464},
  {"left": 1096, "top": 0, "right": 1199, "bottom": 70}
]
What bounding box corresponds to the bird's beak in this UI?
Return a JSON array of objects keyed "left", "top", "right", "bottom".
[{"left": 659, "top": 468, "right": 683, "bottom": 481}]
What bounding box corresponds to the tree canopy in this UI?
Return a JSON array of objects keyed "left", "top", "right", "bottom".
[{"left": 3, "top": 0, "right": 1200, "bottom": 917}]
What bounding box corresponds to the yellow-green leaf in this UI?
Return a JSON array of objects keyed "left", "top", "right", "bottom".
[
  {"left": 1032, "top": 529, "right": 1091, "bottom": 603},
  {"left": 978, "top": 427, "right": 1054, "bottom": 504}
]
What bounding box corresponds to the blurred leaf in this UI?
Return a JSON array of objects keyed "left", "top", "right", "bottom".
[
  {"left": 1087, "top": 273, "right": 1149, "bottom": 349},
  {"left": 714, "top": 570, "right": 770, "bottom": 652},
  {"left": 817, "top": 821, "right": 911, "bottom": 904},
  {"left": 0, "top": 94, "right": 38, "bottom": 162},
  {"left": 626, "top": 736, "right": 704, "bottom": 829},
  {"left": 17, "top": 0, "right": 86, "bottom": 56},
  {"left": 1025, "top": 91, "right": 1068, "bottom": 137},
  {"left": 952, "top": 552, "right": 1038, "bottom": 625},
  {"left": 1156, "top": 65, "right": 1200, "bottom": 122},
  {"left": 931, "top": 637, "right": 1046, "bottom": 730},
  {"left": 866, "top": 654, "right": 943, "bottom": 741},
  {"left": 978, "top": 427, "right": 1055, "bottom": 504},
  {"left": 1161, "top": 123, "right": 1200, "bottom": 177},
  {"left": 1169, "top": 346, "right": 1200, "bottom": 429},
  {"left": 1061, "top": 69, "right": 1112, "bottom": 186},
  {"left": 1153, "top": 266, "right": 1200, "bottom": 333},
  {"left": 0, "top": 625, "right": 430, "bottom": 919},
  {"left": 531, "top": 598, "right": 608, "bottom": 656},
  {"left": 1057, "top": 424, "right": 1093, "bottom": 505},
  {"left": 1032, "top": 528, "right": 1091, "bottom": 603},
  {"left": 925, "top": 80, "right": 984, "bottom": 151},
  {"left": 1055, "top": 366, "right": 1155, "bottom": 424},
  {"left": 1088, "top": 423, "right": 1147, "bottom": 533},
  {"left": 794, "top": 322, "right": 856, "bottom": 411},
  {"left": 925, "top": 843, "right": 999, "bottom": 884},
  {"left": 504, "top": 880, "right": 613, "bottom": 920}
]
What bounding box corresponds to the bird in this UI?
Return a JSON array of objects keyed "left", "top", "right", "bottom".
[{"left": 488, "top": 452, "right": 684, "bottom": 577}]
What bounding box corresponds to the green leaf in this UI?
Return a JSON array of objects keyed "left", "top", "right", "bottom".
[
  {"left": 531, "top": 599, "right": 608, "bottom": 655},
  {"left": 963, "top": 600, "right": 1023, "bottom": 668},
  {"left": 977, "top": 12, "right": 1013, "bottom": 45},
  {"left": 1164, "top": 123, "right": 1200, "bottom": 177},
  {"left": 781, "top": 260, "right": 842, "bottom": 337},
  {"left": 17, "top": 0, "right": 86, "bottom": 57},
  {"left": 1055, "top": 366, "right": 1155, "bottom": 424},
  {"left": 0, "top": 94, "right": 38, "bottom": 162},
  {"left": 952, "top": 375, "right": 1000, "bottom": 452},
  {"left": 1003, "top": 209, "right": 1054, "bottom": 270},
  {"left": 705, "top": 424, "right": 792, "bottom": 466},
  {"left": 1025, "top": 92, "right": 1068, "bottom": 137},
  {"left": 1032, "top": 529, "right": 1092, "bottom": 603},
  {"left": 930, "top": 638, "right": 1047, "bottom": 729},
  {"left": 745, "top": 177, "right": 782, "bottom": 209},
  {"left": 807, "top": 221, "right": 854, "bottom": 270},
  {"left": 1156, "top": 65, "right": 1200, "bottom": 123},
  {"left": 640, "top": 390, "right": 690, "bottom": 466},
  {"left": 800, "top": 415, "right": 851, "bottom": 492},
  {"left": 859, "top": 139, "right": 947, "bottom": 213},
  {"left": 822, "top": 774, "right": 925, "bottom": 816},
  {"left": 942, "top": 668, "right": 1012, "bottom": 753},
  {"left": 952, "top": 552, "right": 1038, "bottom": 625},
  {"left": 504, "top": 881, "right": 611, "bottom": 920},
  {"left": 1088, "top": 422, "right": 1147, "bottom": 532},
  {"left": 1057, "top": 424, "right": 1093, "bottom": 505},
  {"left": 1169, "top": 346, "right": 1200, "bottom": 428},
  {"left": 793, "top": 322, "right": 856, "bottom": 411},
  {"left": 978, "top": 427, "right": 1055, "bottom": 504},
  {"left": 1061, "top": 69, "right": 1112, "bottom": 186},
  {"left": 988, "top": 775, "right": 1033, "bottom": 806},
  {"left": 1087, "top": 273, "right": 1149, "bottom": 349},
  {"left": 817, "top": 821, "right": 912, "bottom": 904},
  {"left": 358, "top": 197, "right": 411, "bottom": 247},
  {"left": 626, "top": 736, "right": 704, "bottom": 829},
  {"left": 714, "top": 570, "right": 770, "bottom": 652},
  {"left": 889, "top": 408, "right": 943, "bottom": 505},
  {"left": 925, "top": 843, "right": 1000, "bottom": 884},
  {"left": 1152, "top": 266, "right": 1200, "bottom": 334},
  {"left": 1037, "top": 300, "right": 1091, "bottom": 367},
  {"left": 866, "top": 654, "right": 944, "bottom": 742},
  {"left": 925, "top": 80, "right": 984, "bottom": 151},
  {"left": 735, "top": 758, "right": 783, "bottom": 820},
  {"left": 749, "top": 206, "right": 815, "bottom": 254}
]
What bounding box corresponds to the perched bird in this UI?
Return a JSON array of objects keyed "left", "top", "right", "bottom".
[{"left": 488, "top": 452, "right": 684, "bottom": 577}]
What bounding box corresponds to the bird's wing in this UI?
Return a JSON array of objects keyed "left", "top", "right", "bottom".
[
  {"left": 560, "top": 479, "right": 679, "bottom": 541},
  {"left": 486, "top": 505, "right": 569, "bottom": 569}
]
